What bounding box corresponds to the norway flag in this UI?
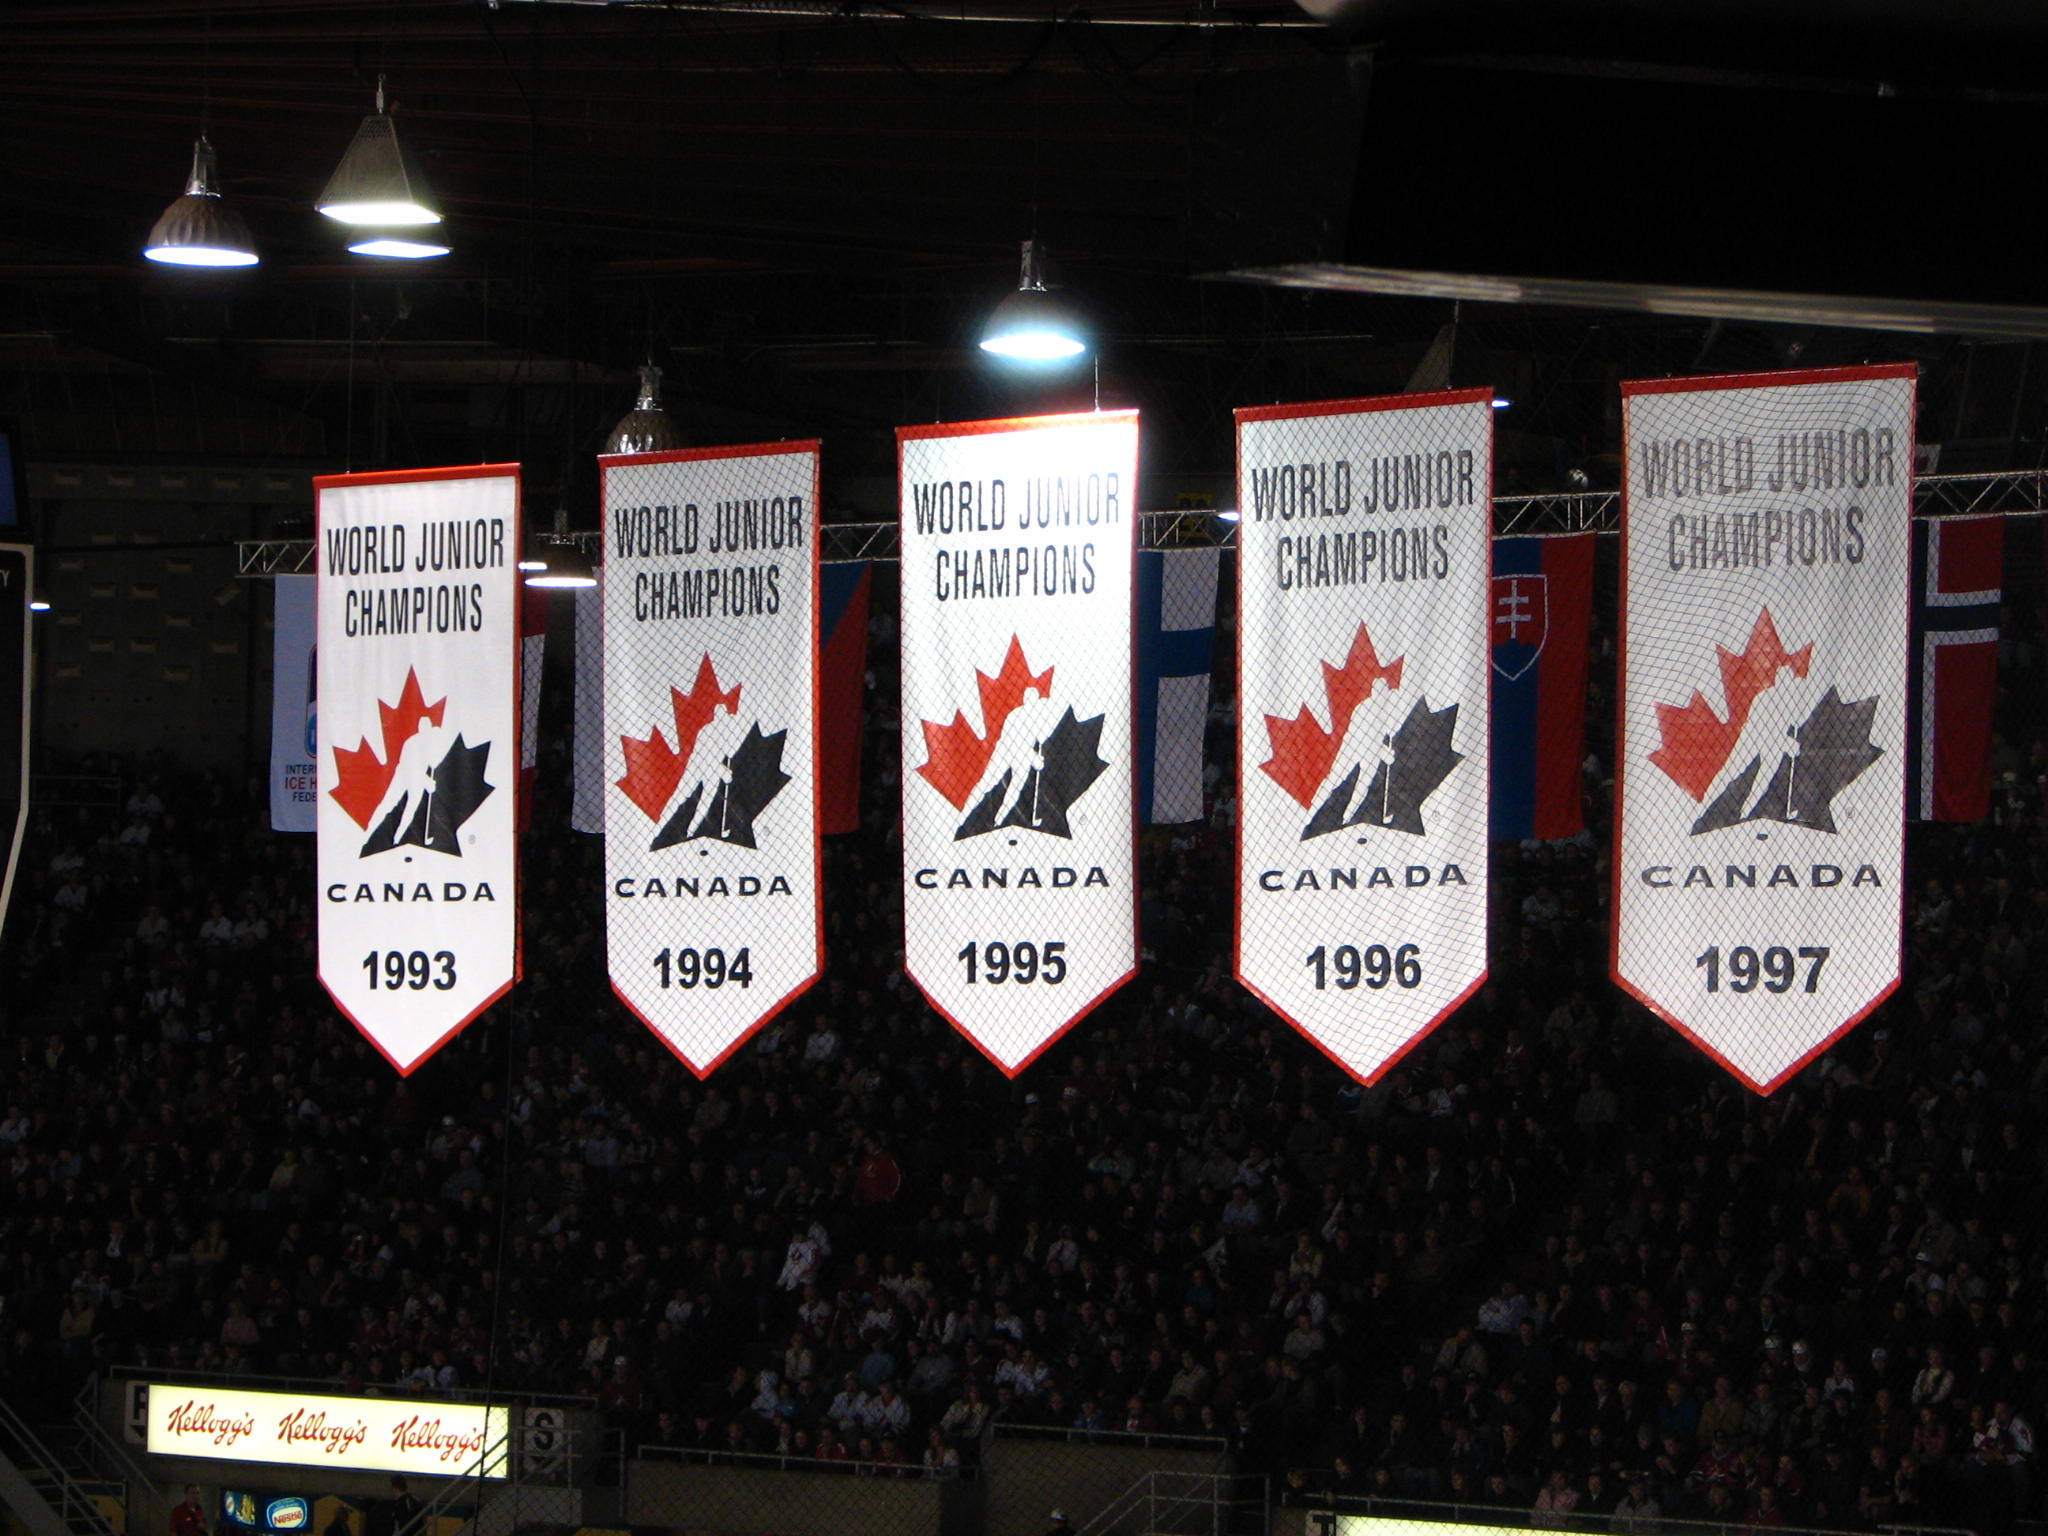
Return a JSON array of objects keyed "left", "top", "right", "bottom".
[
  {"left": 1490, "top": 533, "right": 1594, "bottom": 840},
  {"left": 818, "top": 561, "right": 873, "bottom": 835},
  {"left": 1907, "top": 516, "right": 2002, "bottom": 821}
]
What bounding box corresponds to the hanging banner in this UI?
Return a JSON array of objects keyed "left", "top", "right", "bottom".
[
  {"left": 269, "top": 576, "right": 317, "bottom": 833},
  {"left": 601, "top": 443, "right": 822, "bottom": 1074},
  {"left": 1616, "top": 365, "right": 1913, "bottom": 1093},
  {"left": 571, "top": 584, "right": 604, "bottom": 834},
  {"left": 1235, "top": 392, "right": 1493, "bottom": 1083},
  {"left": 898, "top": 412, "right": 1139, "bottom": 1075},
  {"left": 1137, "top": 547, "right": 1221, "bottom": 825},
  {"left": 315, "top": 466, "right": 521, "bottom": 1074},
  {"left": 1490, "top": 534, "right": 1595, "bottom": 841},
  {"left": 0, "top": 545, "right": 29, "bottom": 942}
]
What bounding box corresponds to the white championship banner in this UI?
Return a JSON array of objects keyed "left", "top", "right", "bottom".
[
  {"left": 899, "top": 412, "right": 1139, "bottom": 1074},
  {"left": 1616, "top": 365, "right": 1914, "bottom": 1092},
  {"left": 601, "top": 442, "right": 822, "bottom": 1073},
  {"left": 315, "top": 466, "right": 521, "bottom": 1074},
  {"left": 1235, "top": 392, "right": 1493, "bottom": 1082}
]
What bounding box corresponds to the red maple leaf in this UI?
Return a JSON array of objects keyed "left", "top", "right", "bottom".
[
  {"left": 915, "top": 635, "right": 1054, "bottom": 810},
  {"left": 1259, "top": 623, "right": 1405, "bottom": 808},
  {"left": 616, "top": 654, "right": 743, "bottom": 821},
  {"left": 330, "top": 667, "right": 446, "bottom": 830},
  {"left": 1648, "top": 608, "right": 1813, "bottom": 801}
]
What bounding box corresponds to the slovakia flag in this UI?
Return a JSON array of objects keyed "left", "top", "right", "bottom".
[{"left": 1490, "top": 533, "right": 1595, "bottom": 840}]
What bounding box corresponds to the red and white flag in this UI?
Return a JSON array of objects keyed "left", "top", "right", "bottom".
[
  {"left": 315, "top": 466, "right": 522, "bottom": 1074},
  {"left": 1615, "top": 365, "right": 1914, "bottom": 1093},
  {"left": 1908, "top": 516, "right": 2002, "bottom": 822},
  {"left": 1234, "top": 392, "right": 1493, "bottom": 1083},
  {"left": 600, "top": 443, "right": 823, "bottom": 1074},
  {"left": 897, "top": 412, "right": 1139, "bottom": 1075}
]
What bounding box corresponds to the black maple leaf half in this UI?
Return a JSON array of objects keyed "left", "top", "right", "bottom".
[
  {"left": 361, "top": 735, "right": 494, "bottom": 857},
  {"left": 1302, "top": 698, "right": 1463, "bottom": 840},
  {"left": 651, "top": 723, "right": 791, "bottom": 850},
  {"left": 1690, "top": 687, "right": 1881, "bottom": 836},
  {"left": 954, "top": 706, "right": 1108, "bottom": 842}
]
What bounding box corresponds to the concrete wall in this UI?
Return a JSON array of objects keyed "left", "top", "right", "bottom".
[
  {"left": 981, "top": 1438, "right": 1229, "bottom": 1536},
  {"left": 627, "top": 1459, "right": 945, "bottom": 1536}
]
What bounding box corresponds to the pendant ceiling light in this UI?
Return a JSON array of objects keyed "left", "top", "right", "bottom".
[
  {"left": 143, "top": 137, "right": 258, "bottom": 268},
  {"left": 524, "top": 539, "right": 597, "bottom": 590},
  {"left": 349, "top": 235, "right": 450, "bottom": 260},
  {"left": 980, "top": 239, "right": 1087, "bottom": 362},
  {"left": 523, "top": 508, "right": 597, "bottom": 589},
  {"left": 604, "top": 363, "right": 686, "bottom": 455},
  {"left": 318, "top": 76, "right": 441, "bottom": 227}
]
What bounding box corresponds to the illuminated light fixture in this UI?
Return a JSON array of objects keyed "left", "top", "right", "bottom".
[
  {"left": 604, "top": 363, "right": 685, "bottom": 455},
  {"left": 28, "top": 589, "right": 51, "bottom": 613},
  {"left": 1492, "top": 396, "right": 1512, "bottom": 409},
  {"left": 524, "top": 539, "right": 596, "bottom": 590},
  {"left": 980, "top": 239, "right": 1087, "bottom": 361},
  {"left": 524, "top": 508, "right": 597, "bottom": 589},
  {"left": 144, "top": 137, "right": 259, "bottom": 268},
  {"left": 348, "top": 235, "right": 449, "bottom": 260},
  {"left": 1215, "top": 509, "right": 1241, "bottom": 523},
  {"left": 317, "top": 76, "right": 441, "bottom": 227}
]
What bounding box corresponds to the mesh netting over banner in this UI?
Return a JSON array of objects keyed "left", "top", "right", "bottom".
[
  {"left": 1615, "top": 364, "right": 1915, "bottom": 1091},
  {"left": 897, "top": 412, "right": 1139, "bottom": 1076},
  {"left": 600, "top": 444, "right": 822, "bottom": 1075},
  {"left": 1234, "top": 392, "right": 1494, "bottom": 1084}
]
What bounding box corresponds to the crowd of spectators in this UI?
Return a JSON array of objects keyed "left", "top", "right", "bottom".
[{"left": 4, "top": 597, "right": 2048, "bottom": 1534}]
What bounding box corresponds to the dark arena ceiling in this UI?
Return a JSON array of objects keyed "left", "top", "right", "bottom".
[{"left": 5, "top": 0, "right": 2048, "bottom": 516}]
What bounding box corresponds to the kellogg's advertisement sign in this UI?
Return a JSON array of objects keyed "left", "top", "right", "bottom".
[{"left": 146, "top": 1386, "right": 509, "bottom": 1479}]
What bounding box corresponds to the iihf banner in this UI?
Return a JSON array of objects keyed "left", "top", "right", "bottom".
[
  {"left": 1616, "top": 365, "right": 1913, "bottom": 1093},
  {"left": 601, "top": 443, "right": 821, "bottom": 1074},
  {"left": 898, "top": 412, "right": 1138, "bottom": 1075},
  {"left": 314, "top": 466, "right": 521, "bottom": 1074},
  {"left": 269, "top": 576, "right": 317, "bottom": 832},
  {"left": 1235, "top": 392, "right": 1493, "bottom": 1084}
]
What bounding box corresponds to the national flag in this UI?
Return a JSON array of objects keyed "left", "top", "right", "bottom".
[
  {"left": 0, "top": 544, "right": 29, "bottom": 941},
  {"left": 1907, "top": 516, "right": 2001, "bottom": 822},
  {"left": 571, "top": 585, "right": 603, "bottom": 833},
  {"left": 1490, "top": 534, "right": 1594, "bottom": 840},
  {"left": 1136, "top": 548, "right": 1219, "bottom": 824},
  {"left": 519, "top": 587, "right": 545, "bottom": 831},
  {"left": 819, "top": 561, "right": 872, "bottom": 835}
]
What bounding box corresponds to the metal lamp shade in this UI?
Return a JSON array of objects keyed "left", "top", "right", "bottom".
[
  {"left": 144, "top": 139, "right": 258, "bottom": 267},
  {"left": 604, "top": 364, "right": 685, "bottom": 454},
  {"left": 524, "top": 541, "right": 597, "bottom": 589},
  {"left": 980, "top": 239, "right": 1086, "bottom": 360},
  {"left": 317, "top": 114, "right": 441, "bottom": 226}
]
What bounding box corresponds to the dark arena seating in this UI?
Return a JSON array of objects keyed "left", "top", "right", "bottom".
[{"left": 4, "top": 571, "right": 2048, "bottom": 1536}]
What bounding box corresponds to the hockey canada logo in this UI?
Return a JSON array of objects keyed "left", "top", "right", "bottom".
[
  {"left": 1650, "top": 608, "right": 1882, "bottom": 836},
  {"left": 1262, "top": 623, "right": 1462, "bottom": 841},
  {"left": 331, "top": 668, "right": 494, "bottom": 857},
  {"left": 617, "top": 654, "right": 791, "bottom": 850},
  {"left": 915, "top": 636, "right": 1107, "bottom": 841}
]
